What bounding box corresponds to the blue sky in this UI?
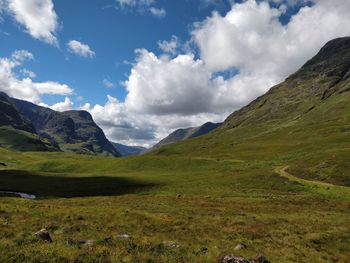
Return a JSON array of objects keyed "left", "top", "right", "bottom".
[
  {"left": 1, "top": 0, "right": 234, "bottom": 106},
  {"left": 1, "top": 0, "right": 350, "bottom": 146}
]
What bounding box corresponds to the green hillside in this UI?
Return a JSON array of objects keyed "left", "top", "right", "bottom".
[{"left": 151, "top": 37, "right": 350, "bottom": 186}]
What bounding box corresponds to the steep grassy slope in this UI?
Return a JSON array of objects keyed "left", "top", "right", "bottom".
[
  {"left": 151, "top": 37, "right": 350, "bottom": 186},
  {"left": 12, "top": 99, "right": 120, "bottom": 157}
]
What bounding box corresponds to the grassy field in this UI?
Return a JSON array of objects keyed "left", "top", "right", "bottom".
[{"left": 0, "top": 147, "right": 349, "bottom": 262}]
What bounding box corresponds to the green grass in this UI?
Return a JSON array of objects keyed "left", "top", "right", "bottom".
[
  {"left": 0, "top": 126, "right": 56, "bottom": 152},
  {"left": 0, "top": 147, "right": 349, "bottom": 262}
]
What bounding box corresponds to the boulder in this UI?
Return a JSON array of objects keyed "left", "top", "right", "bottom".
[
  {"left": 34, "top": 229, "right": 52, "bottom": 243},
  {"left": 234, "top": 243, "right": 247, "bottom": 251},
  {"left": 116, "top": 233, "right": 131, "bottom": 240},
  {"left": 220, "top": 254, "right": 270, "bottom": 263}
]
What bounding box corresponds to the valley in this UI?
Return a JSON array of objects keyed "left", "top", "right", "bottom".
[{"left": 0, "top": 33, "right": 350, "bottom": 263}]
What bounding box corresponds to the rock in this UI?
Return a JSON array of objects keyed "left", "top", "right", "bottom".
[
  {"left": 103, "top": 236, "right": 113, "bottom": 242},
  {"left": 220, "top": 255, "right": 270, "bottom": 263},
  {"left": 34, "top": 229, "right": 52, "bottom": 243},
  {"left": 116, "top": 233, "right": 130, "bottom": 240},
  {"left": 83, "top": 240, "right": 96, "bottom": 247},
  {"left": 221, "top": 255, "right": 250, "bottom": 263},
  {"left": 234, "top": 243, "right": 247, "bottom": 251},
  {"left": 162, "top": 241, "right": 180, "bottom": 249},
  {"left": 251, "top": 255, "right": 270, "bottom": 263}
]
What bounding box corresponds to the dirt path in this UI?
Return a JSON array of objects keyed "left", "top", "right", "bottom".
[{"left": 275, "top": 166, "right": 350, "bottom": 200}]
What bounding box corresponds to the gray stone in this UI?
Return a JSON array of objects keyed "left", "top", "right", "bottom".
[{"left": 34, "top": 229, "right": 52, "bottom": 243}]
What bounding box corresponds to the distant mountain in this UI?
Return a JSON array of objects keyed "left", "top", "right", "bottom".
[
  {"left": 0, "top": 92, "right": 58, "bottom": 152},
  {"left": 150, "top": 122, "right": 221, "bottom": 150},
  {"left": 11, "top": 98, "right": 120, "bottom": 157},
  {"left": 111, "top": 142, "right": 147, "bottom": 157}
]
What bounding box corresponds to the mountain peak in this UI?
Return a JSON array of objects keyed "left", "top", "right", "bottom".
[{"left": 295, "top": 36, "right": 350, "bottom": 79}]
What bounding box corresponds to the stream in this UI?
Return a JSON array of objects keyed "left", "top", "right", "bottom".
[{"left": 0, "top": 191, "right": 36, "bottom": 200}]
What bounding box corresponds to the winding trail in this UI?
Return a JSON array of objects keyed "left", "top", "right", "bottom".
[{"left": 275, "top": 166, "right": 350, "bottom": 200}]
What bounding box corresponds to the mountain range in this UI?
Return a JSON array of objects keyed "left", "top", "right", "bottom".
[
  {"left": 0, "top": 93, "right": 121, "bottom": 157},
  {"left": 0, "top": 92, "right": 221, "bottom": 157}
]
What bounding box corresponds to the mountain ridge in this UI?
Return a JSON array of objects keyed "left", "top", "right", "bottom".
[
  {"left": 12, "top": 98, "right": 121, "bottom": 157},
  {"left": 150, "top": 122, "right": 221, "bottom": 150}
]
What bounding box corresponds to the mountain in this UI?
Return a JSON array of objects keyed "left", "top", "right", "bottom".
[
  {"left": 11, "top": 98, "right": 120, "bottom": 157},
  {"left": 150, "top": 122, "right": 221, "bottom": 150},
  {"left": 0, "top": 92, "right": 58, "bottom": 152},
  {"left": 111, "top": 142, "right": 147, "bottom": 156},
  {"left": 152, "top": 37, "right": 350, "bottom": 186}
]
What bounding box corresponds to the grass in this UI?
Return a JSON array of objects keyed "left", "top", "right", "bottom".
[{"left": 0, "top": 147, "right": 349, "bottom": 262}]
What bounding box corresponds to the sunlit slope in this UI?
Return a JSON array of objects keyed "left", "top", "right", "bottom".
[{"left": 151, "top": 37, "right": 350, "bottom": 186}]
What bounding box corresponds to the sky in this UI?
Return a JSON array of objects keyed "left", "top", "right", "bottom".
[{"left": 1, "top": 0, "right": 350, "bottom": 147}]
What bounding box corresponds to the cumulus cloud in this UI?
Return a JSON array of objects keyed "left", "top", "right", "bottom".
[
  {"left": 67, "top": 40, "right": 95, "bottom": 58},
  {"left": 0, "top": 50, "right": 72, "bottom": 103},
  {"left": 158, "top": 35, "right": 179, "bottom": 55},
  {"left": 2, "top": 0, "right": 58, "bottom": 45},
  {"left": 88, "top": 0, "right": 350, "bottom": 147},
  {"left": 50, "top": 97, "right": 74, "bottom": 112},
  {"left": 87, "top": 95, "right": 223, "bottom": 147}
]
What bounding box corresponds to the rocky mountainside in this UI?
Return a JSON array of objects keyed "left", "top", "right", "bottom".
[
  {"left": 111, "top": 142, "right": 147, "bottom": 157},
  {"left": 150, "top": 122, "right": 221, "bottom": 150},
  {"left": 11, "top": 98, "right": 120, "bottom": 157},
  {"left": 0, "top": 92, "right": 58, "bottom": 151},
  {"left": 153, "top": 37, "right": 350, "bottom": 186}
]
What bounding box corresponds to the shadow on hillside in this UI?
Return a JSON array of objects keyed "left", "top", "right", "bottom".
[{"left": 0, "top": 170, "right": 158, "bottom": 199}]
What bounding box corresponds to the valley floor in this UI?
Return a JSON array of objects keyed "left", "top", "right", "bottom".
[{"left": 0, "top": 149, "right": 349, "bottom": 262}]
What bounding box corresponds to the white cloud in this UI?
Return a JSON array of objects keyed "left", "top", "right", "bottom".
[
  {"left": 3, "top": 0, "right": 58, "bottom": 45},
  {"left": 158, "top": 35, "right": 178, "bottom": 55},
  {"left": 124, "top": 49, "right": 218, "bottom": 115},
  {"left": 20, "top": 68, "right": 36, "bottom": 78},
  {"left": 67, "top": 40, "right": 95, "bottom": 58},
  {"left": 116, "top": 0, "right": 154, "bottom": 7},
  {"left": 115, "top": 0, "right": 166, "bottom": 18},
  {"left": 102, "top": 79, "right": 116, "bottom": 88},
  {"left": 149, "top": 7, "right": 166, "bottom": 18},
  {"left": 50, "top": 97, "right": 74, "bottom": 112},
  {"left": 0, "top": 50, "right": 72, "bottom": 103},
  {"left": 87, "top": 95, "right": 223, "bottom": 147},
  {"left": 89, "top": 0, "right": 350, "bottom": 146}
]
